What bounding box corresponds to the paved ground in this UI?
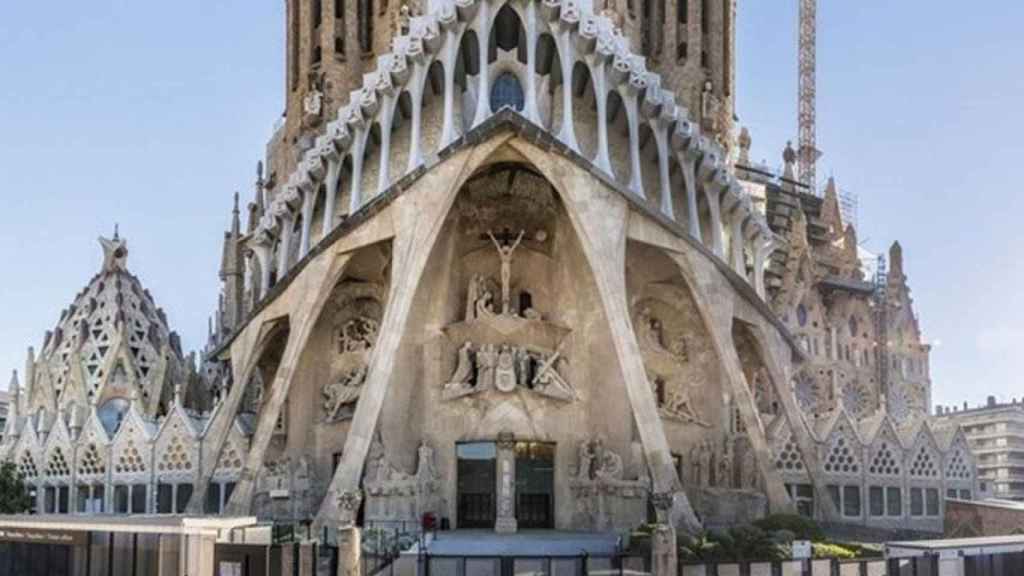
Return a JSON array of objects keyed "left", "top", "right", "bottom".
[{"left": 424, "top": 530, "right": 621, "bottom": 556}]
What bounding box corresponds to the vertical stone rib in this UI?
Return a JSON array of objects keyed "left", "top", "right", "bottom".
[
  {"left": 406, "top": 65, "right": 426, "bottom": 172},
  {"left": 555, "top": 31, "right": 578, "bottom": 151},
  {"left": 472, "top": 4, "right": 493, "bottom": 128},
  {"left": 678, "top": 153, "right": 702, "bottom": 242},
  {"left": 323, "top": 160, "right": 341, "bottom": 238},
  {"left": 623, "top": 93, "right": 644, "bottom": 197},
  {"left": 523, "top": 4, "right": 542, "bottom": 125},
  {"left": 348, "top": 131, "right": 368, "bottom": 214},
  {"left": 592, "top": 64, "right": 612, "bottom": 174},
  {"left": 654, "top": 127, "right": 673, "bottom": 219},
  {"left": 440, "top": 35, "right": 459, "bottom": 147},
  {"left": 299, "top": 191, "right": 315, "bottom": 258}
]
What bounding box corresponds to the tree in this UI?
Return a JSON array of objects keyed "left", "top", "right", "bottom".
[{"left": 0, "top": 461, "right": 33, "bottom": 514}]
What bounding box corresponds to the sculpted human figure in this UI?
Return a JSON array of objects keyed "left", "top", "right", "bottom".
[
  {"left": 594, "top": 436, "right": 623, "bottom": 482},
  {"left": 488, "top": 229, "right": 525, "bottom": 315},
  {"left": 466, "top": 275, "right": 480, "bottom": 320},
  {"left": 495, "top": 345, "right": 517, "bottom": 392},
  {"left": 515, "top": 347, "right": 531, "bottom": 388},
  {"left": 477, "top": 344, "right": 498, "bottom": 389},
  {"left": 475, "top": 287, "right": 495, "bottom": 319},
  {"left": 446, "top": 342, "right": 474, "bottom": 389},
  {"left": 577, "top": 440, "right": 595, "bottom": 480},
  {"left": 637, "top": 307, "right": 665, "bottom": 350}
]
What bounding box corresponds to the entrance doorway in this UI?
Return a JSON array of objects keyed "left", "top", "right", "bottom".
[
  {"left": 457, "top": 442, "right": 497, "bottom": 528},
  {"left": 515, "top": 442, "right": 555, "bottom": 529}
]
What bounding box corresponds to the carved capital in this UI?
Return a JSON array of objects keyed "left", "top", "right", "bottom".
[
  {"left": 649, "top": 491, "right": 674, "bottom": 512},
  {"left": 496, "top": 431, "right": 516, "bottom": 450},
  {"left": 336, "top": 489, "right": 364, "bottom": 527}
]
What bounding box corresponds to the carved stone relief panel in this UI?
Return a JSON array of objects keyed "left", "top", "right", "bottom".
[
  {"left": 632, "top": 295, "right": 715, "bottom": 428},
  {"left": 320, "top": 282, "right": 386, "bottom": 423}
]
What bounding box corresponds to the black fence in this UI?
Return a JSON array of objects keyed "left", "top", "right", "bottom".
[
  {"left": 963, "top": 551, "right": 1024, "bottom": 576},
  {"left": 421, "top": 554, "right": 651, "bottom": 576}
]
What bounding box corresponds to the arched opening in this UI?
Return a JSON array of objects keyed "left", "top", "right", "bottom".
[
  {"left": 455, "top": 30, "right": 481, "bottom": 132},
  {"left": 637, "top": 122, "right": 660, "bottom": 206},
  {"left": 419, "top": 60, "right": 447, "bottom": 157},
  {"left": 535, "top": 33, "right": 561, "bottom": 130},
  {"left": 488, "top": 5, "right": 527, "bottom": 65},
  {"left": 569, "top": 62, "right": 598, "bottom": 161},
  {"left": 605, "top": 91, "right": 631, "bottom": 188}
]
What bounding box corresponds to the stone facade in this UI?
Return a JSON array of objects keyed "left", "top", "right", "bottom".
[{"left": 0, "top": 0, "right": 973, "bottom": 543}]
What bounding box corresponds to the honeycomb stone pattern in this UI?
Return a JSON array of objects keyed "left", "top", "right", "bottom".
[
  {"left": 216, "top": 440, "right": 244, "bottom": 474},
  {"left": 18, "top": 452, "right": 38, "bottom": 479},
  {"left": 823, "top": 431, "right": 861, "bottom": 475},
  {"left": 158, "top": 434, "right": 193, "bottom": 473},
  {"left": 115, "top": 439, "right": 147, "bottom": 474},
  {"left": 909, "top": 445, "right": 939, "bottom": 478},
  {"left": 774, "top": 430, "right": 806, "bottom": 473},
  {"left": 78, "top": 443, "right": 106, "bottom": 477},
  {"left": 946, "top": 448, "right": 972, "bottom": 481},
  {"left": 868, "top": 441, "right": 901, "bottom": 477},
  {"left": 45, "top": 447, "right": 71, "bottom": 479}
]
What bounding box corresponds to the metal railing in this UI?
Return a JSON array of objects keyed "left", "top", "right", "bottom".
[{"left": 421, "top": 553, "right": 651, "bottom": 576}]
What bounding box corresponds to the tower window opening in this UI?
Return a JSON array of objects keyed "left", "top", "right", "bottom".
[
  {"left": 677, "top": 42, "right": 687, "bottom": 62},
  {"left": 678, "top": 0, "right": 688, "bottom": 23},
  {"left": 290, "top": 0, "right": 301, "bottom": 92},
  {"left": 700, "top": 0, "right": 710, "bottom": 34},
  {"left": 313, "top": 0, "right": 323, "bottom": 28},
  {"left": 358, "top": 0, "right": 374, "bottom": 54}
]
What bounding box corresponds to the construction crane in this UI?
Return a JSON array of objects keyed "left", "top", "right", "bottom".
[{"left": 798, "top": 0, "right": 822, "bottom": 195}]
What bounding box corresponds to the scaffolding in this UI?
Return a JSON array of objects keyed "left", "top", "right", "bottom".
[{"left": 873, "top": 255, "right": 889, "bottom": 404}]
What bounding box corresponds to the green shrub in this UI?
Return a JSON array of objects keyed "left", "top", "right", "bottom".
[
  {"left": 753, "top": 514, "right": 825, "bottom": 541},
  {"left": 812, "top": 542, "right": 856, "bottom": 560},
  {"left": 678, "top": 527, "right": 790, "bottom": 563}
]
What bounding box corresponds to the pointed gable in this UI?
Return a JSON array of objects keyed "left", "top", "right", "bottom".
[
  {"left": 153, "top": 401, "right": 200, "bottom": 483},
  {"left": 865, "top": 416, "right": 904, "bottom": 480},
  {"left": 906, "top": 421, "right": 941, "bottom": 482},
  {"left": 821, "top": 410, "right": 863, "bottom": 478},
  {"left": 75, "top": 406, "right": 111, "bottom": 482},
  {"left": 768, "top": 415, "right": 809, "bottom": 479},
  {"left": 211, "top": 416, "right": 251, "bottom": 481},
  {"left": 943, "top": 428, "right": 976, "bottom": 486},
  {"left": 41, "top": 415, "right": 74, "bottom": 484},
  {"left": 12, "top": 424, "right": 41, "bottom": 483},
  {"left": 109, "top": 401, "right": 154, "bottom": 482}
]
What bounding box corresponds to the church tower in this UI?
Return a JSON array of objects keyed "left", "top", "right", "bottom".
[
  {"left": 616, "top": 0, "right": 737, "bottom": 152},
  {"left": 271, "top": 0, "right": 404, "bottom": 187}
]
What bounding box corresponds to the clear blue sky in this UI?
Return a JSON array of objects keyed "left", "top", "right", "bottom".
[{"left": 1, "top": 2, "right": 1020, "bottom": 409}]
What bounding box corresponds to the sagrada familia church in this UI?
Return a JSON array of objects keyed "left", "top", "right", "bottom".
[{"left": 0, "top": 0, "right": 977, "bottom": 568}]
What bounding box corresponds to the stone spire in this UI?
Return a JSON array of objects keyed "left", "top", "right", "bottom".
[
  {"left": 738, "top": 127, "right": 752, "bottom": 166},
  {"left": 821, "top": 177, "right": 844, "bottom": 238},
  {"left": 220, "top": 192, "right": 245, "bottom": 332},
  {"left": 7, "top": 371, "right": 19, "bottom": 425},
  {"left": 889, "top": 241, "right": 905, "bottom": 283},
  {"left": 99, "top": 230, "right": 129, "bottom": 273}
]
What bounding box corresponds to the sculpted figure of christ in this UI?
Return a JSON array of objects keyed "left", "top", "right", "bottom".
[{"left": 488, "top": 229, "right": 525, "bottom": 315}]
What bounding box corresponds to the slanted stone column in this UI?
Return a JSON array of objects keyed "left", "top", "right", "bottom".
[
  {"left": 494, "top": 433, "right": 518, "bottom": 534},
  {"left": 337, "top": 490, "right": 363, "bottom": 576},
  {"left": 649, "top": 493, "right": 677, "bottom": 576}
]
